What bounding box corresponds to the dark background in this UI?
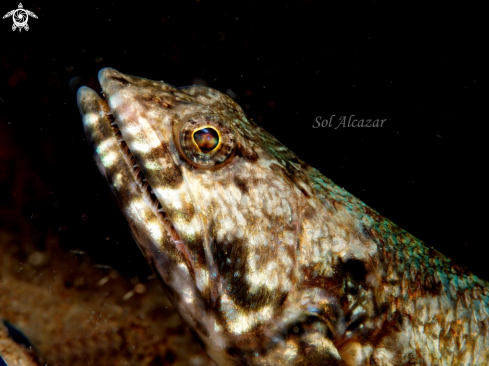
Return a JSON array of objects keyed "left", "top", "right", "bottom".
[{"left": 0, "top": 0, "right": 486, "bottom": 281}]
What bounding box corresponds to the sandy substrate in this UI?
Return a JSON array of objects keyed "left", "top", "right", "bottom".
[{"left": 0, "top": 229, "right": 216, "bottom": 366}]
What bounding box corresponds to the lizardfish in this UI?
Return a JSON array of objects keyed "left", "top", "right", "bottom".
[{"left": 77, "top": 68, "right": 489, "bottom": 365}]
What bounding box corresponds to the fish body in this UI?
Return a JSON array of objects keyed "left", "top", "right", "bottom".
[{"left": 77, "top": 68, "right": 489, "bottom": 365}]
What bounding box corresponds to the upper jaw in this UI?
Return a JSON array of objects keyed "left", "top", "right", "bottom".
[
  {"left": 77, "top": 69, "right": 200, "bottom": 283},
  {"left": 98, "top": 69, "right": 203, "bottom": 271}
]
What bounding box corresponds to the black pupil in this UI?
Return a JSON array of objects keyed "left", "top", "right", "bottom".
[{"left": 193, "top": 128, "right": 219, "bottom": 152}]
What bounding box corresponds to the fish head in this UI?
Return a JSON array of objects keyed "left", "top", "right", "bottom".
[{"left": 77, "top": 68, "right": 341, "bottom": 364}]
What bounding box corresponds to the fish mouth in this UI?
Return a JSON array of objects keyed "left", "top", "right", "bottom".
[
  {"left": 78, "top": 84, "right": 193, "bottom": 271},
  {"left": 100, "top": 94, "right": 184, "bottom": 247}
]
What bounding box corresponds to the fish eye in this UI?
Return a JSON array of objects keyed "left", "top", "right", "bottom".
[
  {"left": 193, "top": 127, "right": 219, "bottom": 152},
  {"left": 177, "top": 114, "right": 236, "bottom": 169}
]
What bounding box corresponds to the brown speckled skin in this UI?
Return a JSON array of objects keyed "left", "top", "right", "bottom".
[{"left": 78, "top": 68, "right": 489, "bottom": 365}]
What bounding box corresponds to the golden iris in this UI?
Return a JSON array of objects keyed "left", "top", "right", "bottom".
[{"left": 193, "top": 128, "right": 219, "bottom": 152}]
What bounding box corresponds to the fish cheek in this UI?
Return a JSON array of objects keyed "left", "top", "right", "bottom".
[{"left": 210, "top": 223, "right": 285, "bottom": 311}]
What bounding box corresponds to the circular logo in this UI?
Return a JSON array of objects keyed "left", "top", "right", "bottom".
[{"left": 12, "top": 9, "right": 28, "bottom": 28}]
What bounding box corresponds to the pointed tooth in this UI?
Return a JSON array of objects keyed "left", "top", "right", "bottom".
[
  {"left": 133, "top": 163, "right": 139, "bottom": 168},
  {"left": 158, "top": 208, "right": 164, "bottom": 213},
  {"left": 110, "top": 121, "right": 117, "bottom": 125}
]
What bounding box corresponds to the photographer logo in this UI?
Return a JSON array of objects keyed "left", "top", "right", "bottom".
[{"left": 3, "top": 3, "right": 37, "bottom": 32}]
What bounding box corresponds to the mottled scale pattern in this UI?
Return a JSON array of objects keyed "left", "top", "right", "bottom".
[{"left": 77, "top": 68, "right": 489, "bottom": 365}]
